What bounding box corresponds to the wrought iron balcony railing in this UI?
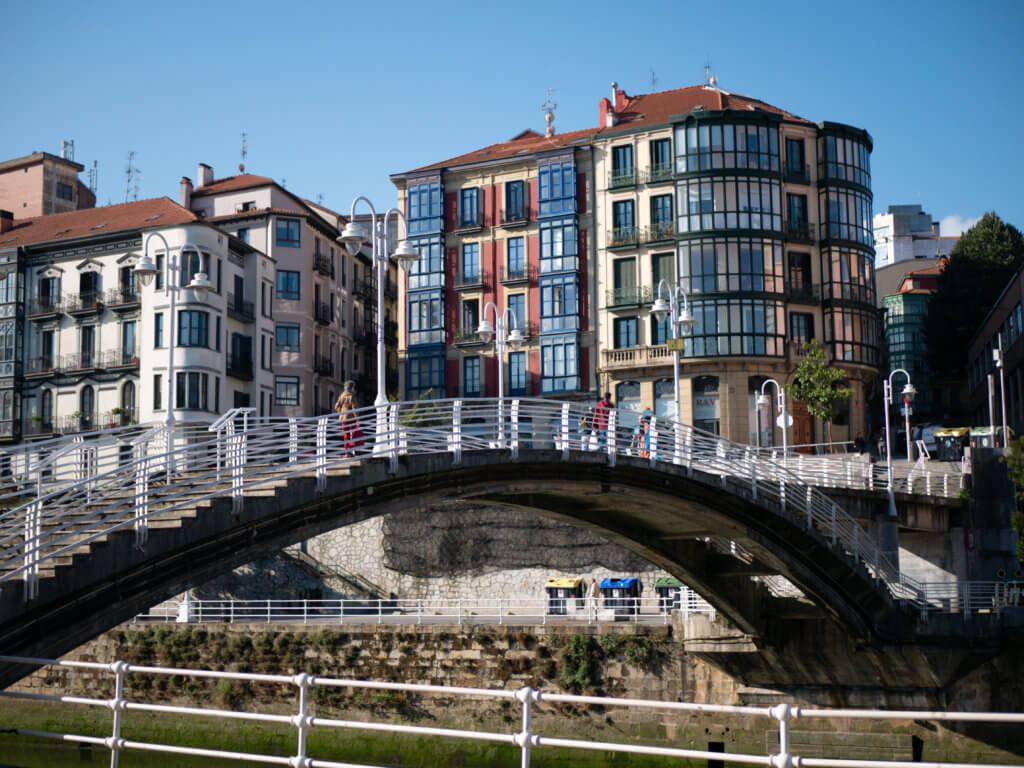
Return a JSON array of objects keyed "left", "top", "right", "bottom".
[
  {"left": 26, "top": 297, "right": 63, "bottom": 317},
  {"left": 644, "top": 164, "right": 674, "bottom": 184},
  {"left": 609, "top": 169, "right": 636, "bottom": 189},
  {"left": 227, "top": 293, "right": 255, "bottom": 322},
  {"left": 314, "top": 354, "right": 334, "bottom": 377},
  {"left": 313, "top": 252, "right": 333, "bottom": 277},
  {"left": 105, "top": 287, "right": 140, "bottom": 308},
  {"left": 65, "top": 292, "right": 104, "bottom": 313},
  {"left": 607, "top": 227, "right": 638, "bottom": 249},
  {"left": 606, "top": 285, "right": 652, "bottom": 308},
  {"left": 643, "top": 221, "right": 676, "bottom": 243},
  {"left": 454, "top": 268, "right": 487, "bottom": 290},
  {"left": 314, "top": 301, "right": 333, "bottom": 325},
  {"left": 500, "top": 207, "right": 528, "bottom": 227},
  {"left": 454, "top": 210, "right": 484, "bottom": 232},
  {"left": 501, "top": 263, "right": 535, "bottom": 284},
  {"left": 785, "top": 221, "right": 813, "bottom": 242},
  {"left": 784, "top": 163, "right": 811, "bottom": 185},
  {"left": 227, "top": 355, "right": 254, "bottom": 381}
]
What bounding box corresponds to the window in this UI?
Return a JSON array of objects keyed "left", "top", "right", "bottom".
[
  {"left": 261, "top": 281, "right": 272, "bottom": 317},
  {"left": 790, "top": 313, "right": 814, "bottom": 344},
  {"left": 508, "top": 294, "right": 526, "bottom": 331},
  {"left": 825, "top": 307, "right": 880, "bottom": 365},
  {"left": 612, "top": 200, "right": 635, "bottom": 239},
  {"left": 820, "top": 134, "right": 871, "bottom": 187},
  {"left": 651, "top": 314, "right": 670, "bottom": 345},
  {"left": 675, "top": 122, "right": 779, "bottom": 173},
  {"left": 785, "top": 137, "right": 805, "bottom": 176},
  {"left": 276, "top": 322, "right": 300, "bottom": 350},
  {"left": 462, "top": 242, "right": 480, "bottom": 282},
  {"left": 463, "top": 356, "right": 481, "bottom": 397},
  {"left": 40, "top": 389, "right": 52, "bottom": 427},
  {"left": 650, "top": 138, "right": 671, "bottom": 175},
  {"left": 275, "top": 376, "right": 300, "bottom": 406},
  {"left": 654, "top": 379, "right": 676, "bottom": 421},
  {"left": 156, "top": 253, "right": 164, "bottom": 290},
  {"left": 176, "top": 372, "right": 209, "bottom": 410},
  {"left": 119, "top": 265, "right": 136, "bottom": 298},
  {"left": 80, "top": 325, "right": 95, "bottom": 367},
  {"left": 80, "top": 386, "right": 95, "bottom": 428},
  {"left": 540, "top": 274, "right": 578, "bottom": 332},
  {"left": 505, "top": 180, "right": 525, "bottom": 220},
  {"left": 612, "top": 258, "right": 636, "bottom": 304},
  {"left": 539, "top": 216, "right": 577, "bottom": 272},
  {"left": 460, "top": 188, "right": 479, "bottom": 227},
  {"left": 153, "top": 374, "right": 162, "bottom": 410},
  {"left": 821, "top": 187, "right": 873, "bottom": 246},
  {"left": 408, "top": 290, "right": 444, "bottom": 345},
  {"left": 786, "top": 194, "right": 808, "bottom": 235},
  {"left": 540, "top": 334, "right": 578, "bottom": 394},
  {"left": 177, "top": 311, "right": 209, "bottom": 347},
  {"left": 676, "top": 175, "right": 783, "bottom": 233},
  {"left": 822, "top": 247, "right": 875, "bottom": 303},
  {"left": 216, "top": 258, "right": 222, "bottom": 294},
  {"left": 650, "top": 195, "right": 673, "bottom": 238},
  {"left": 121, "top": 320, "right": 136, "bottom": 362},
  {"left": 154, "top": 313, "right": 164, "bottom": 347},
  {"left": 407, "top": 181, "right": 442, "bottom": 235},
  {"left": 616, "top": 381, "right": 642, "bottom": 430},
  {"left": 537, "top": 160, "right": 576, "bottom": 217},
  {"left": 237, "top": 228, "right": 249, "bottom": 243},
  {"left": 652, "top": 252, "right": 674, "bottom": 287},
  {"left": 407, "top": 350, "right": 444, "bottom": 400},
  {"left": 788, "top": 252, "right": 812, "bottom": 298},
  {"left": 692, "top": 375, "right": 720, "bottom": 435},
  {"left": 507, "top": 237, "right": 525, "bottom": 278},
  {"left": 684, "top": 298, "right": 786, "bottom": 358},
  {"left": 614, "top": 317, "right": 638, "bottom": 349},
  {"left": 180, "top": 250, "right": 203, "bottom": 286},
  {"left": 678, "top": 237, "right": 785, "bottom": 294},
  {"left": 509, "top": 351, "right": 527, "bottom": 395},
  {"left": 611, "top": 144, "right": 634, "bottom": 184},
  {"left": 38, "top": 276, "right": 58, "bottom": 307},
  {"left": 408, "top": 235, "right": 444, "bottom": 290},
  {"left": 276, "top": 218, "right": 301, "bottom": 247},
  {"left": 56, "top": 182, "right": 73, "bottom": 201},
  {"left": 277, "top": 270, "right": 300, "bottom": 300},
  {"left": 215, "top": 315, "right": 222, "bottom": 351},
  {"left": 462, "top": 299, "right": 479, "bottom": 336}
]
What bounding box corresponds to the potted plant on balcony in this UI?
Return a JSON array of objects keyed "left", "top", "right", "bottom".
[{"left": 110, "top": 407, "right": 124, "bottom": 428}]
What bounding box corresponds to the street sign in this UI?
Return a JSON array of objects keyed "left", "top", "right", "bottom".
[{"left": 666, "top": 338, "right": 687, "bottom": 351}]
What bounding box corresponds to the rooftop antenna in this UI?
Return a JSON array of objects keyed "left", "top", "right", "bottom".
[
  {"left": 239, "top": 131, "right": 247, "bottom": 173},
  {"left": 60, "top": 140, "right": 74, "bottom": 161},
  {"left": 317, "top": 193, "right": 324, "bottom": 206},
  {"left": 704, "top": 57, "right": 718, "bottom": 88},
  {"left": 541, "top": 88, "right": 558, "bottom": 137},
  {"left": 88, "top": 160, "right": 98, "bottom": 196},
  {"left": 124, "top": 151, "right": 138, "bottom": 203},
  {"left": 650, "top": 68, "right": 657, "bottom": 91}
]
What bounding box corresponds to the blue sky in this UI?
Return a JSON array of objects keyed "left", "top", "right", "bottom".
[{"left": 4, "top": 0, "right": 1022, "bottom": 234}]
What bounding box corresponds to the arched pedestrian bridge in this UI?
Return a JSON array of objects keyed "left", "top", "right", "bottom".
[{"left": 0, "top": 399, "right": 1014, "bottom": 694}]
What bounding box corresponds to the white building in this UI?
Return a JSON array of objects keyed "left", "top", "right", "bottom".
[
  {"left": 0, "top": 197, "right": 274, "bottom": 442},
  {"left": 872, "top": 204, "right": 959, "bottom": 268}
]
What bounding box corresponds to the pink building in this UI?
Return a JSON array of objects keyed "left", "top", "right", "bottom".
[{"left": 0, "top": 152, "right": 95, "bottom": 218}]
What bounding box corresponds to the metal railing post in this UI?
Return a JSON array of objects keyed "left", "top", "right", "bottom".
[
  {"left": 771, "top": 702, "right": 792, "bottom": 768},
  {"left": 452, "top": 399, "right": 463, "bottom": 465},
  {"left": 288, "top": 418, "right": 298, "bottom": 465},
  {"left": 649, "top": 416, "right": 659, "bottom": 468},
  {"left": 388, "top": 404, "right": 400, "bottom": 473},
  {"left": 511, "top": 399, "right": 520, "bottom": 460},
  {"left": 607, "top": 408, "right": 617, "bottom": 467},
  {"left": 293, "top": 673, "right": 310, "bottom": 766},
  {"left": 805, "top": 487, "right": 813, "bottom": 529},
  {"left": 516, "top": 687, "right": 536, "bottom": 768},
  {"left": 751, "top": 463, "right": 757, "bottom": 500},
  {"left": 316, "top": 415, "right": 328, "bottom": 492},
  {"left": 560, "top": 403, "right": 570, "bottom": 461},
  {"left": 830, "top": 503, "right": 837, "bottom": 547},
  {"left": 107, "top": 660, "right": 128, "bottom": 768},
  {"left": 673, "top": 420, "right": 683, "bottom": 466}
]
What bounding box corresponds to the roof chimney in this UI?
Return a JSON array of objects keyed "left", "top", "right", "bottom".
[
  {"left": 0, "top": 210, "right": 12, "bottom": 234},
  {"left": 614, "top": 86, "right": 628, "bottom": 113},
  {"left": 180, "top": 177, "right": 193, "bottom": 209},
  {"left": 197, "top": 163, "right": 214, "bottom": 188},
  {"left": 600, "top": 97, "right": 616, "bottom": 128}
]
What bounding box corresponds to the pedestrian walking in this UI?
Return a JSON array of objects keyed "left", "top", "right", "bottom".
[
  {"left": 333, "top": 381, "right": 362, "bottom": 457},
  {"left": 593, "top": 392, "right": 613, "bottom": 449},
  {"left": 587, "top": 578, "right": 599, "bottom": 620}
]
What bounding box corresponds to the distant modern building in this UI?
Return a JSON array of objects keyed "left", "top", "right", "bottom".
[
  {"left": 968, "top": 264, "right": 1024, "bottom": 433},
  {"left": 873, "top": 204, "right": 958, "bottom": 269},
  {"left": 0, "top": 151, "right": 96, "bottom": 218},
  {"left": 881, "top": 260, "right": 943, "bottom": 416},
  {"left": 0, "top": 198, "right": 273, "bottom": 443},
  {"left": 391, "top": 80, "right": 882, "bottom": 447}
]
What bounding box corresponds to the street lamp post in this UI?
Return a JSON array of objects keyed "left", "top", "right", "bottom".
[
  {"left": 883, "top": 368, "right": 916, "bottom": 516},
  {"left": 476, "top": 302, "right": 524, "bottom": 447},
  {"left": 338, "top": 198, "right": 420, "bottom": 453},
  {"left": 756, "top": 379, "right": 788, "bottom": 457},
  {"left": 649, "top": 280, "right": 696, "bottom": 424},
  {"left": 994, "top": 336, "right": 1008, "bottom": 449}
]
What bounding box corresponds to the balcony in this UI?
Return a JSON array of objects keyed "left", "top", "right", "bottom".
[
  {"left": 609, "top": 169, "right": 636, "bottom": 190},
  {"left": 600, "top": 345, "right": 674, "bottom": 372},
  {"left": 500, "top": 263, "right": 535, "bottom": 285},
  {"left": 454, "top": 210, "right": 483, "bottom": 234},
  {"left": 61, "top": 352, "right": 100, "bottom": 373},
  {"left": 24, "top": 418, "right": 57, "bottom": 437},
  {"left": 607, "top": 227, "right": 638, "bottom": 250},
  {"left": 642, "top": 221, "right": 676, "bottom": 244},
  {"left": 25, "top": 356, "right": 58, "bottom": 377},
  {"left": 353, "top": 277, "right": 378, "bottom": 303},
  {"left": 784, "top": 163, "right": 811, "bottom": 185},
  {"left": 314, "top": 301, "right": 333, "bottom": 326},
  {"left": 59, "top": 413, "right": 98, "bottom": 434},
  {"left": 227, "top": 293, "right": 255, "bottom": 322},
  {"left": 785, "top": 220, "right": 814, "bottom": 243},
  {"left": 354, "top": 324, "right": 376, "bottom": 348},
  {"left": 500, "top": 207, "right": 528, "bottom": 228},
  {"left": 787, "top": 342, "right": 811, "bottom": 363},
  {"left": 644, "top": 164, "right": 674, "bottom": 185},
  {"left": 106, "top": 287, "right": 140, "bottom": 311},
  {"left": 314, "top": 354, "right": 334, "bottom": 377},
  {"left": 100, "top": 349, "right": 140, "bottom": 369},
  {"left": 66, "top": 292, "right": 104, "bottom": 316},
  {"left": 454, "top": 268, "right": 487, "bottom": 291},
  {"left": 313, "top": 252, "right": 333, "bottom": 277},
  {"left": 227, "top": 354, "right": 254, "bottom": 381},
  {"left": 27, "top": 296, "right": 63, "bottom": 319},
  {"left": 606, "top": 285, "right": 652, "bottom": 308},
  {"left": 786, "top": 282, "right": 821, "bottom": 303},
  {"left": 454, "top": 326, "right": 486, "bottom": 346},
  {"left": 98, "top": 408, "right": 139, "bottom": 428}
]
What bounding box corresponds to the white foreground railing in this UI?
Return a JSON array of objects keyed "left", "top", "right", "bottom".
[
  {"left": 133, "top": 593, "right": 718, "bottom": 626},
  {"left": 0, "top": 398, "right": 995, "bottom": 613},
  {"left": 1, "top": 655, "right": 1023, "bottom": 768}
]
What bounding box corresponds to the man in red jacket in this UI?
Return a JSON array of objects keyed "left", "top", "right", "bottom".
[{"left": 593, "top": 392, "right": 613, "bottom": 449}]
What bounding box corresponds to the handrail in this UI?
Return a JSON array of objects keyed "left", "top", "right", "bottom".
[{"left": 0, "top": 397, "right": 989, "bottom": 613}]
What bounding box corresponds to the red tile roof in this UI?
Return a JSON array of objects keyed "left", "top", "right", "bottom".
[
  {"left": 0, "top": 197, "right": 198, "bottom": 249},
  {"left": 397, "top": 84, "right": 814, "bottom": 175},
  {"left": 191, "top": 173, "right": 275, "bottom": 196}
]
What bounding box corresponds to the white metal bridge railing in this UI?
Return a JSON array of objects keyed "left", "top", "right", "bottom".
[
  {"left": 0, "top": 398, "right": 993, "bottom": 614},
  {"left": 1, "top": 654, "right": 1022, "bottom": 768},
  {"left": 134, "top": 593, "right": 719, "bottom": 626}
]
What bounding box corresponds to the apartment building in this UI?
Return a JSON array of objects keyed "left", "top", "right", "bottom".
[
  {"left": 184, "top": 165, "right": 369, "bottom": 415},
  {"left": 0, "top": 198, "right": 273, "bottom": 443},
  {"left": 391, "top": 129, "right": 597, "bottom": 401},
  {"left": 0, "top": 151, "right": 96, "bottom": 218},
  {"left": 873, "top": 204, "right": 958, "bottom": 269},
  {"left": 391, "top": 81, "right": 880, "bottom": 445}
]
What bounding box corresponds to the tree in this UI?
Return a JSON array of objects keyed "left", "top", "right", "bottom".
[
  {"left": 926, "top": 212, "right": 1024, "bottom": 379},
  {"left": 1000, "top": 438, "right": 1024, "bottom": 563},
  {"left": 788, "top": 339, "right": 853, "bottom": 443}
]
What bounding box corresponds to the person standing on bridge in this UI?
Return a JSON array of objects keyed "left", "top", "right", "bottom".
[
  {"left": 594, "top": 392, "right": 614, "bottom": 449},
  {"left": 334, "top": 381, "right": 362, "bottom": 457},
  {"left": 587, "top": 578, "right": 599, "bottom": 620}
]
